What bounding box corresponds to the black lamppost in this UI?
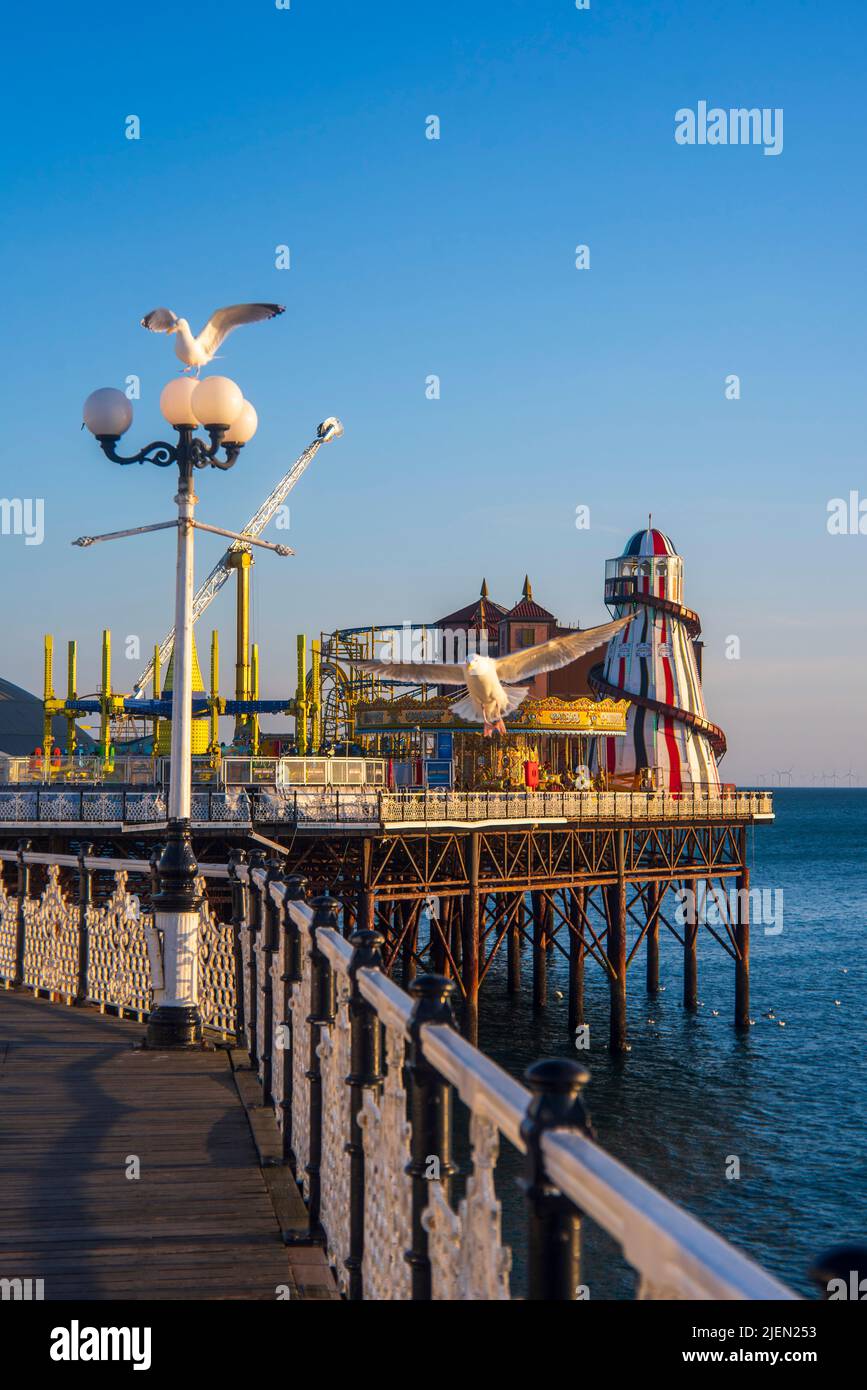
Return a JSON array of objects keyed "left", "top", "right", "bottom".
[{"left": 80, "top": 377, "right": 286, "bottom": 1046}]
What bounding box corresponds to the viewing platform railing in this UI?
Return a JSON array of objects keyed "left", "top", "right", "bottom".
[
  {"left": 231, "top": 861, "right": 795, "bottom": 1300},
  {"left": 0, "top": 844, "right": 797, "bottom": 1300},
  {"left": 0, "top": 786, "right": 774, "bottom": 829}
]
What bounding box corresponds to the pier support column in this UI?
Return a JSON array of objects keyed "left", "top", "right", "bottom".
[
  {"left": 433, "top": 896, "right": 450, "bottom": 977},
  {"left": 607, "top": 831, "right": 628, "bottom": 1054},
  {"left": 360, "top": 838, "right": 375, "bottom": 934},
  {"left": 401, "top": 900, "right": 418, "bottom": 988},
  {"left": 462, "top": 833, "right": 480, "bottom": 1045},
  {"left": 451, "top": 897, "right": 463, "bottom": 972},
  {"left": 531, "top": 891, "right": 547, "bottom": 1010},
  {"left": 646, "top": 882, "right": 660, "bottom": 995},
  {"left": 735, "top": 828, "right": 751, "bottom": 1029},
  {"left": 507, "top": 892, "right": 522, "bottom": 995},
  {"left": 342, "top": 900, "right": 356, "bottom": 941},
  {"left": 683, "top": 878, "right": 698, "bottom": 1013},
  {"left": 568, "top": 886, "right": 585, "bottom": 1038}
]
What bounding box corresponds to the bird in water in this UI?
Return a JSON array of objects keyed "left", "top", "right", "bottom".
[
  {"left": 358, "top": 616, "right": 633, "bottom": 735},
  {"left": 141, "top": 303, "right": 285, "bottom": 373}
]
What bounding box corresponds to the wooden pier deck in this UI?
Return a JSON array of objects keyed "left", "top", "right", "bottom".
[{"left": 0, "top": 992, "right": 337, "bottom": 1301}]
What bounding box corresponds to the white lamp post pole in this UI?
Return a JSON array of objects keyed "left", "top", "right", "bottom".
[
  {"left": 80, "top": 377, "right": 261, "bottom": 1048},
  {"left": 148, "top": 442, "right": 203, "bottom": 1047}
]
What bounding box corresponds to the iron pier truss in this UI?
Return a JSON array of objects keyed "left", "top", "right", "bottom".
[{"left": 2, "top": 807, "right": 762, "bottom": 1054}]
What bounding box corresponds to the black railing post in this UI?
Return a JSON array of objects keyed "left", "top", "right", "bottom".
[
  {"left": 306, "top": 888, "right": 340, "bottom": 1238},
  {"left": 259, "top": 859, "right": 283, "bottom": 1106},
  {"left": 13, "top": 839, "right": 31, "bottom": 987},
  {"left": 345, "top": 928, "right": 384, "bottom": 1299},
  {"left": 227, "top": 848, "right": 248, "bottom": 1044},
  {"left": 405, "top": 973, "right": 458, "bottom": 1300},
  {"left": 246, "top": 850, "right": 267, "bottom": 1077},
  {"left": 74, "top": 842, "right": 94, "bottom": 1006},
  {"left": 279, "top": 874, "right": 308, "bottom": 1163},
  {"left": 521, "top": 1058, "right": 594, "bottom": 1301}
]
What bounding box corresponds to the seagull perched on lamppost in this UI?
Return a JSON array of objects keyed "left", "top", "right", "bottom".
[
  {"left": 141, "top": 302, "right": 285, "bottom": 374},
  {"left": 357, "top": 616, "right": 633, "bottom": 736}
]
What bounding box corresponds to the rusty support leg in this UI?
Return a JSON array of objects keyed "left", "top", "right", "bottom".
[
  {"left": 507, "top": 892, "right": 521, "bottom": 995},
  {"left": 434, "top": 897, "right": 450, "bottom": 977},
  {"left": 607, "top": 831, "right": 628, "bottom": 1054},
  {"left": 735, "top": 828, "right": 751, "bottom": 1029},
  {"left": 343, "top": 899, "right": 357, "bottom": 941},
  {"left": 401, "top": 900, "right": 418, "bottom": 988},
  {"left": 462, "top": 833, "right": 480, "bottom": 1045},
  {"left": 361, "top": 838, "right": 375, "bottom": 933},
  {"left": 532, "top": 890, "right": 547, "bottom": 1010},
  {"left": 646, "top": 881, "right": 660, "bottom": 996},
  {"left": 568, "top": 886, "right": 585, "bottom": 1038},
  {"left": 684, "top": 878, "right": 698, "bottom": 1013},
  {"left": 452, "top": 897, "right": 463, "bottom": 971}
]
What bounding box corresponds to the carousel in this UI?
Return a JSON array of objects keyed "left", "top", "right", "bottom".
[{"left": 353, "top": 693, "right": 630, "bottom": 790}]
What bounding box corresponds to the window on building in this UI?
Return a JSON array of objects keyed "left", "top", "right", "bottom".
[{"left": 516, "top": 628, "right": 536, "bottom": 648}]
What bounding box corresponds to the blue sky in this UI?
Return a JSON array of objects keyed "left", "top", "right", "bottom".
[{"left": 0, "top": 0, "right": 864, "bottom": 782}]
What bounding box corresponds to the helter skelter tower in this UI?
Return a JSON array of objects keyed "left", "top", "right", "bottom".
[{"left": 588, "top": 523, "right": 726, "bottom": 791}]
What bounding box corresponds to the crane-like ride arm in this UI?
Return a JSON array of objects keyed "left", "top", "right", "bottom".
[{"left": 132, "top": 417, "right": 344, "bottom": 696}]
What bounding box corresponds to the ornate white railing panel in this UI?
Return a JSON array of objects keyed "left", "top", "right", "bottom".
[
  {"left": 356, "top": 968, "right": 413, "bottom": 1301},
  {"left": 418, "top": 1021, "right": 521, "bottom": 1300},
  {"left": 0, "top": 874, "right": 17, "bottom": 979},
  {"left": 0, "top": 855, "right": 236, "bottom": 1035},
  {"left": 423, "top": 1111, "right": 512, "bottom": 1301},
  {"left": 21, "top": 864, "right": 80, "bottom": 999},
  {"left": 85, "top": 872, "right": 153, "bottom": 1017},
  {"left": 197, "top": 885, "right": 237, "bottom": 1037},
  {"left": 316, "top": 928, "right": 354, "bottom": 1293},
  {"left": 287, "top": 900, "right": 313, "bottom": 1196}
]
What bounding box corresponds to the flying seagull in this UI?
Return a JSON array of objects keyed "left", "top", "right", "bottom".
[
  {"left": 141, "top": 303, "right": 285, "bottom": 372},
  {"left": 357, "top": 615, "right": 633, "bottom": 736}
]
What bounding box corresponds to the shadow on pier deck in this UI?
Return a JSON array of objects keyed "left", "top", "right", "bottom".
[{"left": 0, "top": 992, "right": 337, "bottom": 1301}]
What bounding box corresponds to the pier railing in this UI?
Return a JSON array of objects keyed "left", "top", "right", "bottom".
[
  {"left": 234, "top": 858, "right": 794, "bottom": 1301},
  {"left": 0, "top": 786, "right": 774, "bottom": 828},
  {"left": 377, "top": 788, "right": 774, "bottom": 825},
  {"left": 0, "top": 844, "right": 796, "bottom": 1300},
  {"left": 0, "top": 849, "right": 236, "bottom": 1036}
]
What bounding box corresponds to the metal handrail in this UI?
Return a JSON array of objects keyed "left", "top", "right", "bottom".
[{"left": 230, "top": 870, "right": 797, "bottom": 1302}]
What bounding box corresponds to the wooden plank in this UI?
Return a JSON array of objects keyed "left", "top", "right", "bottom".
[{"left": 0, "top": 991, "right": 337, "bottom": 1302}]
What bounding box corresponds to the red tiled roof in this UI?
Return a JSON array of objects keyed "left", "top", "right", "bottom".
[
  {"left": 437, "top": 597, "right": 507, "bottom": 626},
  {"left": 502, "top": 598, "right": 557, "bottom": 622}
]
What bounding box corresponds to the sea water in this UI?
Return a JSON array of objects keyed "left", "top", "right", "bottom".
[{"left": 475, "top": 790, "right": 867, "bottom": 1298}]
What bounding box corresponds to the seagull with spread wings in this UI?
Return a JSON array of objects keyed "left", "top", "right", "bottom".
[
  {"left": 141, "top": 303, "right": 285, "bottom": 373},
  {"left": 358, "top": 615, "right": 633, "bottom": 736}
]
